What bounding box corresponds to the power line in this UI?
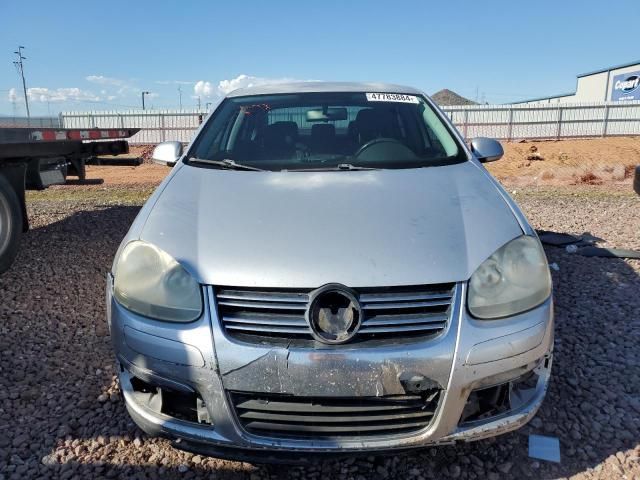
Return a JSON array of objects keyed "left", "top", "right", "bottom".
[{"left": 13, "top": 46, "right": 30, "bottom": 120}]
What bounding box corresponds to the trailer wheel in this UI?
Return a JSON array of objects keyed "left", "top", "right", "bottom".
[{"left": 0, "top": 175, "right": 23, "bottom": 274}]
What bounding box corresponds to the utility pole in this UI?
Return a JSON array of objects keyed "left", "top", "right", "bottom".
[
  {"left": 141, "top": 91, "right": 150, "bottom": 110},
  {"left": 13, "top": 46, "right": 30, "bottom": 120},
  {"left": 197, "top": 96, "right": 201, "bottom": 110},
  {"left": 178, "top": 86, "right": 183, "bottom": 109}
]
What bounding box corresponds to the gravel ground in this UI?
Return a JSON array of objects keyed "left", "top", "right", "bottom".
[{"left": 0, "top": 185, "right": 639, "bottom": 479}]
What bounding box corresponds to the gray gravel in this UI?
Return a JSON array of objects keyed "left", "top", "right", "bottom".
[{"left": 0, "top": 186, "right": 639, "bottom": 479}]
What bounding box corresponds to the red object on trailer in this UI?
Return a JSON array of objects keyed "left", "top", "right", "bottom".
[
  {"left": 31, "top": 128, "right": 136, "bottom": 141},
  {"left": 0, "top": 127, "right": 139, "bottom": 147}
]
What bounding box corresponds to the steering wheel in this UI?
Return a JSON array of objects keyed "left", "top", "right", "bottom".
[{"left": 354, "top": 137, "right": 415, "bottom": 161}]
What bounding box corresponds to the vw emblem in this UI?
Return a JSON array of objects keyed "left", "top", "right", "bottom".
[{"left": 306, "top": 284, "right": 362, "bottom": 344}]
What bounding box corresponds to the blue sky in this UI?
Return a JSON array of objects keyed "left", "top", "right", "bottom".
[{"left": 1, "top": 0, "right": 639, "bottom": 115}]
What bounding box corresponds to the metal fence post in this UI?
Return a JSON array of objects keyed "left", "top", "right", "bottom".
[
  {"left": 160, "top": 113, "right": 166, "bottom": 142},
  {"left": 601, "top": 104, "right": 610, "bottom": 137},
  {"left": 555, "top": 106, "right": 563, "bottom": 140},
  {"left": 506, "top": 106, "right": 514, "bottom": 141},
  {"left": 462, "top": 109, "right": 469, "bottom": 140}
]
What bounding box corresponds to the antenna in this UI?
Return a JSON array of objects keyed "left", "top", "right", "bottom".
[{"left": 13, "top": 46, "right": 30, "bottom": 120}]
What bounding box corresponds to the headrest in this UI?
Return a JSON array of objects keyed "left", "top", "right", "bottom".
[
  {"left": 311, "top": 123, "right": 336, "bottom": 139},
  {"left": 354, "top": 108, "right": 397, "bottom": 142},
  {"left": 264, "top": 121, "right": 299, "bottom": 144}
]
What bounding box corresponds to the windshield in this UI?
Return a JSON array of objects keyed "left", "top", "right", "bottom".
[{"left": 187, "top": 92, "right": 466, "bottom": 171}]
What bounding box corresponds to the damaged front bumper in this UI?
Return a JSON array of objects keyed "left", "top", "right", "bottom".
[{"left": 107, "top": 278, "right": 554, "bottom": 461}]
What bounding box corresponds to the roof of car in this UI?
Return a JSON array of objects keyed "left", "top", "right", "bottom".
[{"left": 226, "top": 81, "right": 424, "bottom": 98}]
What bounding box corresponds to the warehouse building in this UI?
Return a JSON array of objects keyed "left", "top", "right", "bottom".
[{"left": 515, "top": 60, "right": 640, "bottom": 104}]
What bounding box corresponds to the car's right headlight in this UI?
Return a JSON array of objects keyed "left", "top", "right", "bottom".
[
  {"left": 468, "top": 235, "right": 551, "bottom": 319},
  {"left": 113, "top": 240, "right": 202, "bottom": 322}
]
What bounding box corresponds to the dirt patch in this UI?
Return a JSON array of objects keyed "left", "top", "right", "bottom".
[
  {"left": 128, "top": 145, "right": 155, "bottom": 163},
  {"left": 84, "top": 163, "right": 169, "bottom": 186},
  {"left": 488, "top": 136, "right": 640, "bottom": 187}
]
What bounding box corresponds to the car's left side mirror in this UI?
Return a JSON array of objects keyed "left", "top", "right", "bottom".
[
  {"left": 470, "top": 137, "right": 504, "bottom": 163},
  {"left": 152, "top": 141, "right": 183, "bottom": 167}
]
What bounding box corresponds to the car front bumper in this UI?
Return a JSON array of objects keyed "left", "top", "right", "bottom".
[{"left": 107, "top": 277, "right": 554, "bottom": 461}]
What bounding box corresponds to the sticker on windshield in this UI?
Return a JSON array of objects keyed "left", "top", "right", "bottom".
[{"left": 366, "top": 93, "right": 419, "bottom": 104}]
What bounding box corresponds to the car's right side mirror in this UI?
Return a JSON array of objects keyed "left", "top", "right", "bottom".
[
  {"left": 152, "top": 141, "right": 183, "bottom": 167},
  {"left": 470, "top": 137, "right": 504, "bottom": 163}
]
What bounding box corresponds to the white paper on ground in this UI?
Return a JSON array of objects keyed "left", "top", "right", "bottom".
[{"left": 528, "top": 434, "right": 561, "bottom": 463}]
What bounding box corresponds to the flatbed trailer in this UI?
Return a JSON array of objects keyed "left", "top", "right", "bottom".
[{"left": 0, "top": 127, "right": 139, "bottom": 273}]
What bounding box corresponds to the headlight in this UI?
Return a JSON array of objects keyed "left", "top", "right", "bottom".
[
  {"left": 113, "top": 241, "right": 202, "bottom": 322},
  {"left": 468, "top": 235, "right": 551, "bottom": 319}
]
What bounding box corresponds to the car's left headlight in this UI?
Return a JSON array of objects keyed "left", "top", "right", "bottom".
[
  {"left": 113, "top": 240, "right": 202, "bottom": 322},
  {"left": 468, "top": 235, "right": 551, "bottom": 319}
]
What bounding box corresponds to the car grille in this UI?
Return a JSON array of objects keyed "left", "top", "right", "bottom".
[
  {"left": 215, "top": 283, "right": 455, "bottom": 343},
  {"left": 230, "top": 391, "right": 440, "bottom": 439}
]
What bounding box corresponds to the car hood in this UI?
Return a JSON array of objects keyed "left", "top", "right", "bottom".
[{"left": 139, "top": 162, "right": 523, "bottom": 287}]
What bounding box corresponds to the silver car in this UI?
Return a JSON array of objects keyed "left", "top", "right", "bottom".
[{"left": 107, "top": 82, "right": 553, "bottom": 462}]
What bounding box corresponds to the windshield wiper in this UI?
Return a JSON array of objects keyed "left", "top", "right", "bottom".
[
  {"left": 336, "top": 163, "right": 377, "bottom": 171},
  {"left": 188, "top": 157, "right": 265, "bottom": 171},
  {"left": 286, "top": 163, "right": 378, "bottom": 172}
]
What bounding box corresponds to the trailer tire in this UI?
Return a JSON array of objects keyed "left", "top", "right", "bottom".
[{"left": 0, "top": 175, "right": 23, "bottom": 274}]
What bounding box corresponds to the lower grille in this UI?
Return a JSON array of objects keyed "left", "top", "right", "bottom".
[
  {"left": 216, "top": 283, "right": 455, "bottom": 344},
  {"left": 231, "top": 391, "right": 440, "bottom": 439}
]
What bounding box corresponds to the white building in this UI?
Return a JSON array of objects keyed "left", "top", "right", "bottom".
[{"left": 515, "top": 60, "right": 640, "bottom": 104}]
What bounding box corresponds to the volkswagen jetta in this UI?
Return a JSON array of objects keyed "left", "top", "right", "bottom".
[{"left": 107, "top": 82, "right": 553, "bottom": 462}]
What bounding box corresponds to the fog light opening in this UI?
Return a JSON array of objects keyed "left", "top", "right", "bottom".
[
  {"left": 460, "top": 369, "right": 541, "bottom": 425},
  {"left": 129, "top": 375, "right": 212, "bottom": 425},
  {"left": 460, "top": 383, "right": 510, "bottom": 424}
]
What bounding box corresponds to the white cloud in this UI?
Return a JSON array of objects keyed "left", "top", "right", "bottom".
[
  {"left": 217, "top": 74, "right": 299, "bottom": 95},
  {"left": 86, "top": 75, "right": 139, "bottom": 100},
  {"left": 155, "top": 80, "right": 193, "bottom": 85},
  {"left": 85, "top": 75, "right": 126, "bottom": 87},
  {"left": 194, "top": 80, "right": 215, "bottom": 98},
  {"left": 26, "top": 87, "right": 101, "bottom": 103},
  {"left": 193, "top": 74, "right": 305, "bottom": 99},
  {"left": 8, "top": 86, "right": 100, "bottom": 104}
]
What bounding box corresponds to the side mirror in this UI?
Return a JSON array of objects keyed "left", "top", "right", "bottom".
[
  {"left": 634, "top": 166, "right": 640, "bottom": 195},
  {"left": 152, "top": 141, "right": 183, "bottom": 167},
  {"left": 470, "top": 137, "right": 504, "bottom": 163}
]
